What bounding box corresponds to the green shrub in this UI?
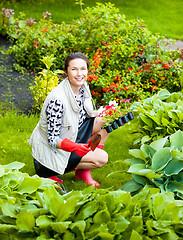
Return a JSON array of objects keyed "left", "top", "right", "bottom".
[
  {"left": 1, "top": 161, "right": 183, "bottom": 239},
  {"left": 120, "top": 130, "right": 183, "bottom": 200},
  {"left": 1, "top": 3, "right": 183, "bottom": 106},
  {"left": 30, "top": 54, "right": 63, "bottom": 112},
  {"left": 132, "top": 89, "right": 183, "bottom": 144}
]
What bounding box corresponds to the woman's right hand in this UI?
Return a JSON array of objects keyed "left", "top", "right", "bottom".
[{"left": 60, "top": 138, "right": 91, "bottom": 157}]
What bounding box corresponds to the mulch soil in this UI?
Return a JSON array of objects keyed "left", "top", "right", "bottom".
[{"left": 0, "top": 35, "right": 35, "bottom": 114}]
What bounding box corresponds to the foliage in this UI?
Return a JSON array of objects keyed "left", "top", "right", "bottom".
[
  {"left": 120, "top": 130, "right": 183, "bottom": 200},
  {"left": 88, "top": 37, "right": 182, "bottom": 105},
  {"left": 1, "top": 3, "right": 182, "bottom": 106},
  {"left": 132, "top": 89, "right": 183, "bottom": 144},
  {"left": 1, "top": 161, "right": 183, "bottom": 239},
  {"left": 30, "top": 55, "right": 63, "bottom": 112}
]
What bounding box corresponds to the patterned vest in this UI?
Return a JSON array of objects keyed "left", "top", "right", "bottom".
[{"left": 29, "top": 78, "right": 94, "bottom": 174}]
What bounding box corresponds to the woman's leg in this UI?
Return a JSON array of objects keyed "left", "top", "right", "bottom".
[
  {"left": 75, "top": 117, "right": 109, "bottom": 187},
  {"left": 91, "top": 117, "right": 109, "bottom": 145}
]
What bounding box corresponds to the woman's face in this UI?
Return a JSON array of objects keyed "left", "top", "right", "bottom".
[{"left": 66, "top": 58, "right": 88, "bottom": 90}]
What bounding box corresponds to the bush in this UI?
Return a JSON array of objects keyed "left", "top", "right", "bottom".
[
  {"left": 1, "top": 3, "right": 183, "bottom": 106},
  {"left": 1, "top": 161, "right": 183, "bottom": 239},
  {"left": 120, "top": 130, "right": 183, "bottom": 200},
  {"left": 132, "top": 89, "right": 183, "bottom": 144},
  {"left": 30, "top": 54, "right": 63, "bottom": 112}
]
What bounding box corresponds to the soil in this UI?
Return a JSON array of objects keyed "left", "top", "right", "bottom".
[
  {"left": 0, "top": 35, "right": 35, "bottom": 114},
  {"left": 0, "top": 35, "right": 183, "bottom": 114}
]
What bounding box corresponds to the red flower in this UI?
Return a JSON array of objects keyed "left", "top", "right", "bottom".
[{"left": 163, "top": 63, "right": 170, "bottom": 69}]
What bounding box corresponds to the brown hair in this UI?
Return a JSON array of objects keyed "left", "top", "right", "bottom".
[{"left": 64, "top": 52, "right": 90, "bottom": 73}]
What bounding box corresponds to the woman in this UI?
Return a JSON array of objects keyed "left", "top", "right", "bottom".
[{"left": 29, "top": 52, "right": 109, "bottom": 187}]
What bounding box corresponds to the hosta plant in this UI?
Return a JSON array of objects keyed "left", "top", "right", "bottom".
[
  {"left": 1, "top": 161, "right": 183, "bottom": 239},
  {"left": 120, "top": 130, "right": 183, "bottom": 199},
  {"left": 132, "top": 89, "right": 183, "bottom": 144}
]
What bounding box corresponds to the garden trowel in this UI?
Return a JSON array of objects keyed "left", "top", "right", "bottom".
[{"left": 88, "top": 133, "right": 101, "bottom": 151}]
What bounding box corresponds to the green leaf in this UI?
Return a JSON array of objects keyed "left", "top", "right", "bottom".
[
  {"left": 3, "top": 161, "right": 25, "bottom": 170},
  {"left": 163, "top": 157, "right": 183, "bottom": 176},
  {"left": 51, "top": 221, "right": 71, "bottom": 234},
  {"left": 36, "top": 215, "right": 52, "bottom": 229},
  {"left": 170, "top": 130, "right": 183, "bottom": 150},
  {"left": 140, "top": 115, "right": 153, "bottom": 127},
  {"left": 152, "top": 147, "right": 172, "bottom": 171},
  {"left": 141, "top": 135, "right": 151, "bottom": 144},
  {"left": 70, "top": 220, "right": 86, "bottom": 239},
  {"left": 130, "top": 230, "right": 143, "bottom": 240},
  {"left": 124, "top": 158, "right": 145, "bottom": 165},
  {"left": 132, "top": 174, "right": 148, "bottom": 186},
  {"left": 63, "top": 230, "right": 75, "bottom": 240},
  {"left": 120, "top": 180, "right": 143, "bottom": 193},
  {"left": 129, "top": 149, "right": 148, "bottom": 161},
  {"left": 113, "top": 214, "right": 130, "bottom": 234},
  {"left": 150, "top": 136, "right": 168, "bottom": 151},
  {"left": 76, "top": 201, "right": 99, "bottom": 220},
  {"left": 166, "top": 181, "right": 183, "bottom": 193},
  {"left": 0, "top": 224, "right": 16, "bottom": 233},
  {"left": 17, "top": 176, "right": 42, "bottom": 194},
  {"left": 0, "top": 166, "right": 5, "bottom": 177},
  {"left": 0, "top": 201, "right": 17, "bottom": 218},
  {"left": 141, "top": 144, "right": 156, "bottom": 159},
  {"left": 161, "top": 117, "right": 169, "bottom": 126},
  {"left": 96, "top": 232, "right": 115, "bottom": 239},
  {"left": 128, "top": 164, "right": 146, "bottom": 174},
  {"left": 93, "top": 209, "right": 111, "bottom": 224},
  {"left": 16, "top": 212, "right": 35, "bottom": 232}
]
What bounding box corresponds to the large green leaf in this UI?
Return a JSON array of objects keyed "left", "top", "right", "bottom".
[
  {"left": 0, "top": 224, "right": 16, "bottom": 233},
  {"left": 36, "top": 215, "right": 53, "bottom": 229},
  {"left": 141, "top": 144, "right": 156, "bottom": 159},
  {"left": 16, "top": 212, "right": 35, "bottom": 232},
  {"left": 113, "top": 214, "right": 130, "bottom": 234},
  {"left": 70, "top": 220, "right": 86, "bottom": 239},
  {"left": 170, "top": 130, "right": 183, "bottom": 150},
  {"left": 51, "top": 221, "right": 71, "bottom": 234},
  {"left": 129, "top": 149, "right": 148, "bottom": 161},
  {"left": 150, "top": 136, "right": 168, "bottom": 151},
  {"left": 120, "top": 180, "right": 143, "bottom": 193},
  {"left": 152, "top": 147, "right": 172, "bottom": 171},
  {"left": 128, "top": 164, "right": 146, "bottom": 174},
  {"left": 76, "top": 200, "right": 99, "bottom": 221},
  {"left": 3, "top": 161, "right": 25, "bottom": 170},
  {"left": 0, "top": 201, "right": 17, "bottom": 218},
  {"left": 166, "top": 181, "right": 183, "bottom": 193},
  {"left": 163, "top": 157, "right": 183, "bottom": 176},
  {"left": 17, "top": 177, "right": 42, "bottom": 194},
  {"left": 132, "top": 174, "right": 148, "bottom": 186},
  {"left": 140, "top": 115, "right": 153, "bottom": 127},
  {"left": 93, "top": 209, "right": 111, "bottom": 224},
  {"left": 130, "top": 230, "right": 143, "bottom": 240}
]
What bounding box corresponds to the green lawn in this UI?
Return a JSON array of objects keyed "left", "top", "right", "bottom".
[
  {"left": 0, "top": 108, "right": 140, "bottom": 192},
  {"left": 0, "top": 0, "right": 183, "bottom": 40}
]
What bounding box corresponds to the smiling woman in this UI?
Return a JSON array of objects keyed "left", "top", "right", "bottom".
[{"left": 29, "top": 52, "right": 110, "bottom": 187}]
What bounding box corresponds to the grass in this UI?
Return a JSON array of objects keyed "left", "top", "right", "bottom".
[
  {"left": 0, "top": 0, "right": 180, "bottom": 191},
  {"left": 0, "top": 0, "right": 183, "bottom": 40},
  {"left": 0, "top": 106, "right": 141, "bottom": 192}
]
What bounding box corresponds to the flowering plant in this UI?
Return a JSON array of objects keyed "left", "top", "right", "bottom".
[
  {"left": 98, "top": 101, "right": 123, "bottom": 126},
  {"left": 120, "top": 98, "right": 132, "bottom": 115}
]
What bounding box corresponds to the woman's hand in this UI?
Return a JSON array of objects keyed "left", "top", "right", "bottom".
[{"left": 60, "top": 138, "right": 91, "bottom": 157}]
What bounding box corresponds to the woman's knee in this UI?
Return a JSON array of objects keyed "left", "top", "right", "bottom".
[{"left": 96, "top": 150, "right": 108, "bottom": 168}]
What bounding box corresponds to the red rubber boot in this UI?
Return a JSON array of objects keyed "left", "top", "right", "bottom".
[{"left": 75, "top": 169, "right": 100, "bottom": 187}]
